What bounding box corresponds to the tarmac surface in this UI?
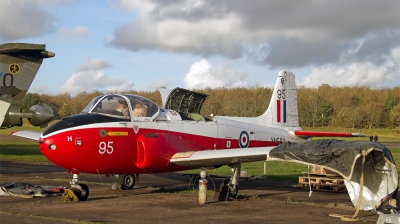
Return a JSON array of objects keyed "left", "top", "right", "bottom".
[{"left": 0, "top": 160, "right": 382, "bottom": 223}]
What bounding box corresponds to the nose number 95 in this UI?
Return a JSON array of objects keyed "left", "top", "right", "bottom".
[{"left": 99, "top": 141, "right": 114, "bottom": 154}]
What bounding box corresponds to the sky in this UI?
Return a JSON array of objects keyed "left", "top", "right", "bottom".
[{"left": 0, "top": 0, "right": 399, "bottom": 95}]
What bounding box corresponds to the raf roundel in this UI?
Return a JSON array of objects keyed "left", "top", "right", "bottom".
[{"left": 239, "top": 131, "right": 250, "bottom": 148}]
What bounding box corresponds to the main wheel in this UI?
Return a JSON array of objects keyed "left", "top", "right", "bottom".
[
  {"left": 228, "top": 184, "right": 239, "bottom": 198},
  {"left": 119, "top": 174, "right": 135, "bottom": 190},
  {"left": 72, "top": 184, "right": 89, "bottom": 201}
]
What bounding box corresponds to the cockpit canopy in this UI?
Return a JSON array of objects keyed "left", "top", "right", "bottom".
[{"left": 82, "top": 94, "right": 159, "bottom": 120}]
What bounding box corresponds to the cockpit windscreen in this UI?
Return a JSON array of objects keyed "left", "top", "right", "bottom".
[{"left": 83, "top": 94, "right": 159, "bottom": 119}]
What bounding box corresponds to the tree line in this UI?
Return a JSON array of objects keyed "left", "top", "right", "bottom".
[{"left": 23, "top": 85, "right": 400, "bottom": 128}]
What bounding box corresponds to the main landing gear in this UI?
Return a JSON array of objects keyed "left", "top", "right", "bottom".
[
  {"left": 117, "top": 174, "right": 136, "bottom": 190},
  {"left": 213, "top": 164, "right": 241, "bottom": 201},
  {"left": 227, "top": 164, "right": 241, "bottom": 198},
  {"left": 68, "top": 173, "right": 89, "bottom": 201}
]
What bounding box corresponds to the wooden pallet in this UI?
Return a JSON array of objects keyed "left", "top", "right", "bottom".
[{"left": 298, "top": 173, "right": 347, "bottom": 192}]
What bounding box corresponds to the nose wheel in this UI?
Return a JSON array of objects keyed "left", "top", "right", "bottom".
[
  {"left": 63, "top": 173, "right": 90, "bottom": 201},
  {"left": 71, "top": 183, "right": 89, "bottom": 201}
]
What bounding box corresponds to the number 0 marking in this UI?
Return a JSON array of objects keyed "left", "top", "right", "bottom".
[
  {"left": 3, "top": 73, "right": 13, "bottom": 86},
  {"left": 99, "top": 141, "right": 114, "bottom": 154}
]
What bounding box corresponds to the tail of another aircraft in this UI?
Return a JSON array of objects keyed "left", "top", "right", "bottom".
[{"left": 0, "top": 43, "right": 56, "bottom": 128}]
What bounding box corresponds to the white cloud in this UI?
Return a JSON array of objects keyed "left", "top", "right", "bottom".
[
  {"left": 28, "top": 85, "right": 48, "bottom": 94},
  {"left": 0, "top": 0, "right": 74, "bottom": 41},
  {"left": 153, "top": 78, "right": 171, "bottom": 89},
  {"left": 59, "top": 26, "right": 90, "bottom": 43},
  {"left": 77, "top": 59, "right": 112, "bottom": 71},
  {"left": 133, "top": 78, "right": 172, "bottom": 92},
  {"left": 110, "top": 0, "right": 399, "bottom": 69},
  {"left": 184, "top": 59, "right": 249, "bottom": 89},
  {"left": 298, "top": 47, "right": 400, "bottom": 87},
  {"left": 59, "top": 70, "right": 134, "bottom": 95}
]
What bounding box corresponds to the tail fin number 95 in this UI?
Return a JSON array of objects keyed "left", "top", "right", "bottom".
[{"left": 99, "top": 141, "right": 114, "bottom": 154}]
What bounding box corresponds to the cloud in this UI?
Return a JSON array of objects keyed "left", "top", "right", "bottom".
[
  {"left": 0, "top": 0, "right": 74, "bottom": 42},
  {"left": 60, "top": 70, "right": 134, "bottom": 95},
  {"left": 110, "top": 1, "right": 243, "bottom": 58},
  {"left": 183, "top": 59, "right": 249, "bottom": 89},
  {"left": 76, "top": 59, "right": 112, "bottom": 71},
  {"left": 134, "top": 78, "right": 172, "bottom": 92},
  {"left": 153, "top": 78, "right": 171, "bottom": 89},
  {"left": 28, "top": 85, "right": 48, "bottom": 94},
  {"left": 59, "top": 26, "right": 90, "bottom": 43},
  {"left": 109, "top": 0, "right": 399, "bottom": 69},
  {"left": 298, "top": 47, "right": 400, "bottom": 88}
]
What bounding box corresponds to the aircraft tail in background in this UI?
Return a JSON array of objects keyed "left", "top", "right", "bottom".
[{"left": 0, "top": 43, "right": 56, "bottom": 128}]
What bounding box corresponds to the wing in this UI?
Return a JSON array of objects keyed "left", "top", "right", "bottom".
[
  {"left": 293, "top": 130, "right": 365, "bottom": 138},
  {"left": 170, "top": 147, "right": 274, "bottom": 168},
  {"left": 11, "top": 130, "right": 42, "bottom": 141}
]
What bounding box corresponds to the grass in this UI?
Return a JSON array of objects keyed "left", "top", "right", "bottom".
[
  {"left": 0, "top": 143, "right": 49, "bottom": 163},
  {"left": 313, "top": 136, "right": 400, "bottom": 143},
  {"left": 184, "top": 161, "right": 309, "bottom": 182},
  {"left": 0, "top": 126, "right": 49, "bottom": 163},
  {"left": 302, "top": 127, "right": 400, "bottom": 138},
  {"left": 391, "top": 148, "right": 400, "bottom": 180}
]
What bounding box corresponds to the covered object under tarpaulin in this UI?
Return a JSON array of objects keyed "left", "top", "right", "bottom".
[
  {"left": 0, "top": 182, "right": 64, "bottom": 198},
  {"left": 269, "top": 140, "right": 398, "bottom": 213}
]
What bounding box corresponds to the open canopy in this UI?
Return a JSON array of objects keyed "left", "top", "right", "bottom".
[{"left": 163, "top": 87, "right": 209, "bottom": 115}]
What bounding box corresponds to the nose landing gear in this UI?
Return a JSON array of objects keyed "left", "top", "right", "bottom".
[{"left": 62, "top": 173, "right": 89, "bottom": 202}]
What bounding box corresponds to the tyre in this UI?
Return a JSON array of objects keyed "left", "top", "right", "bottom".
[
  {"left": 72, "top": 184, "right": 89, "bottom": 201},
  {"left": 228, "top": 184, "right": 239, "bottom": 198},
  {"left": 119, "top": 174, "right": 135, "bottom": 190}
]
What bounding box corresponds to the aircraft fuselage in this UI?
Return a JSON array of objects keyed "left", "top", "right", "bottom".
[{"left": 39, "top": 112, "right": 301, "bottom": 175}]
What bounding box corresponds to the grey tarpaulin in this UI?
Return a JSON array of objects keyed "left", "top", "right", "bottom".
[
  {"left": 0, "top": 182, "right": 65, "bottom": 198},
  {"left": 269, "top": 139, "right": 398, "bottom": 213}
]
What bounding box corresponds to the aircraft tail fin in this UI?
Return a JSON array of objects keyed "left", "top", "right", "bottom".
[
  {"left": 261, "top": 71, "right": 366, "bottom": 138},
  {"left": 261, "top": 70, "right": 299, "bottom": 129},
  {"left": 0, "top": 43, "right": 55, "bottom": 128},
  {"left": 0, "top": 43, "right": 55, "bottom": 103},
  {"left": 215, "top": 70, "right": 300, "bottom": 130}
]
